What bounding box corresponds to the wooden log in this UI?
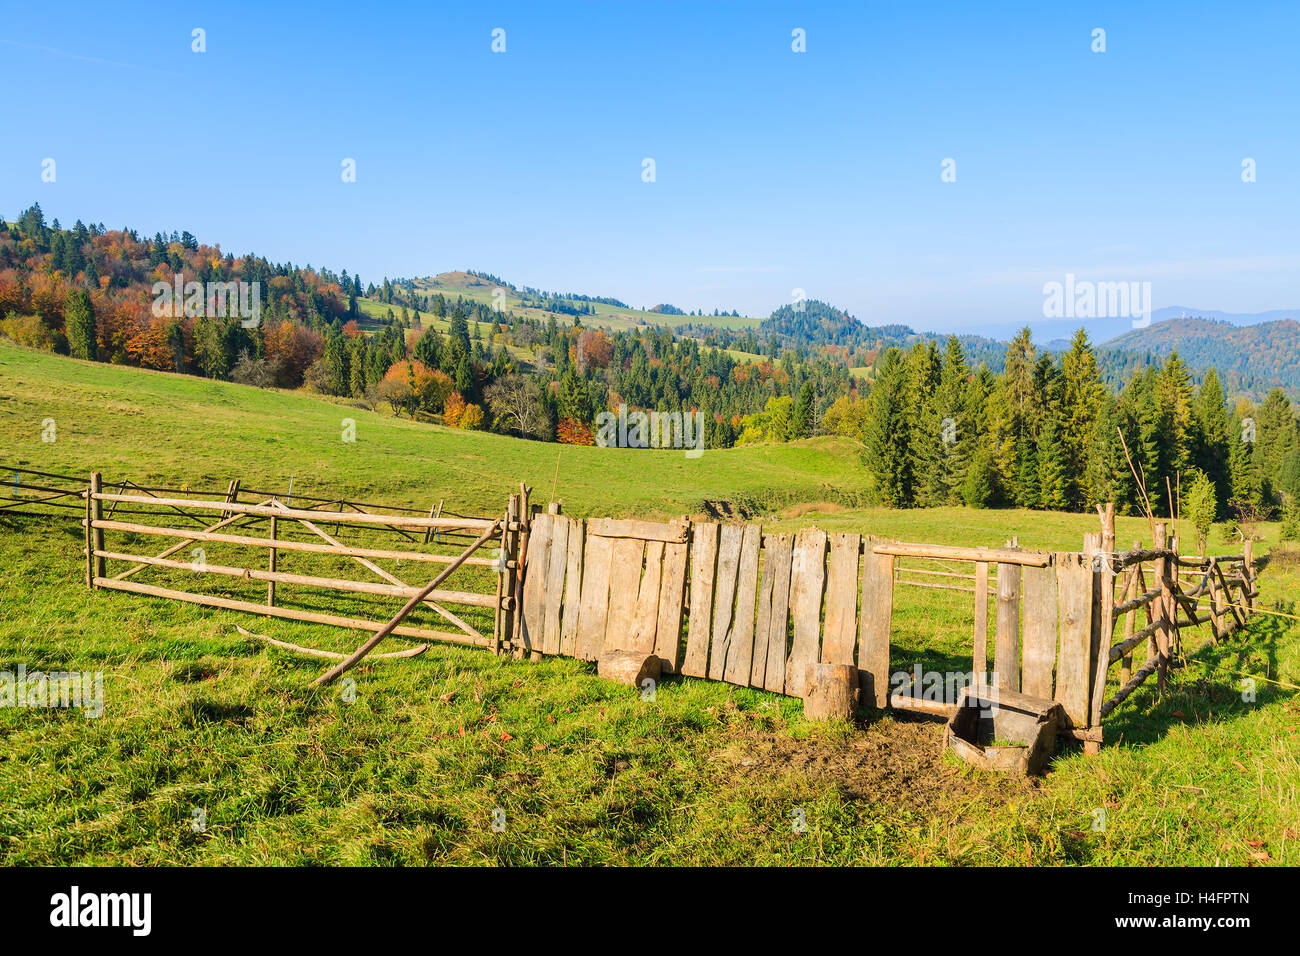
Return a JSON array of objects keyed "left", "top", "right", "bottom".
[
  {"left": 1154, "top": 523, "right": 1171, "bottom": 693},
  {"left": 93, "top": 549, "right": 498, "bottom": 606},
  {"left": 858, "top": 548, "right": 893, "bottom": 708},
  {"left": 92, "top": 520, "right": 498, "bottom": 566},
  {"left": 802, "top": 662, "right": 859, "bottom": 721},
  {"left": 820, "top": 533, "right": 861, "bottom": 667},
  {"left": 1088, "top": 505, "right": 1117, "bottom": 745},
  {"left": 96, "top": 577, "right": 482, "bottom": 646},
  {"left": 708, "top": 525, "right": 745, "bottom": 680},
  {"left": 681, "top": 521, "right": 719, "bottom": 677},
  {"left": 872, "top": 542, "right": 1050, "bottom": 567},
  {"left": 785, "top": 528, "right": 827, "bottom": 698},
  {"left": 92, "top": 491, "right": 494, "bottom": 531},
  {"left": 652, "top": 541, "right": 688, "bottom": 673},
  {"left": 541, "top": 515, "right": 569, "bottom": 655},
  {"left": 597, "top": 649, "right": 662, "bottom": 688},
  {"left": 575, "top": 533, "right": 614, "bottom": 661},
  {"left": 586, "top": 516, "right": 690, "bottom": 543},
  {"left": 722, "top": 524, "right": 762, "bottom": 686},
  {"left": 84, "top": 476, "right": 94, "bottom": 588},
  {"left": 995, "top": 550, "right": 1021, "bottom": 692},
  {"left": 756, "top": 533, "right": 794, "bottom": 693},
  {"left": 1020, "top": 562, "right": 1058, "bottom": 699},
  {"left": 1242, "top": 540, "right": 1255, "bottom": 612},
  {"left": 267, "top": 514, "right": 278, "bottom": 606},
  {"left": 972, "top": 561, "right": 989, "bottom": 681},
  {"left": 1054, "top": 552, "right": 1092, "bottom": 727},
  {"left": 559, "top": 518, "right": 585, "bottom": 657},
  {"left": 511, "top": 489, "right": 533, "bottom": 659},
  {"left": 89, "top": 473, "right": 104, "bottom": 584},
  {"left": 1099, "top": 658, "right": 1159, "bottom": 718}
]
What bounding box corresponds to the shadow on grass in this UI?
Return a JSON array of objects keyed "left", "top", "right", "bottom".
[{"left": 1101, "top": 609, "right": 1297, "bottom": 748}]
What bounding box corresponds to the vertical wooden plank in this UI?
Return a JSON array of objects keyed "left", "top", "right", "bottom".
[
  {"left": 722, "top": 524, "right": 762, "bottom": 685},
  {"left": 541, "top": 515, "right": 569, "bottom": 655},
  {"left": 604, "top": 538, "right": 645, "bottom": 653},
  {"left": 758, "top": 533, "right": 794, "bottom": 692},
  {"left": 558, "top": 518, "right": 585, "bottom": 657},
  {"left": 1088, "top": 509, "right": 1117, "bottom": 739},
  {"left": 709, "top": 525, "right": 745, "bottom": 680},
  {"left": 1020, "top": 563, "right": 1058, "bottom": 698},
  {"left": 84, "top": 474, "right": 95, "bottom": 588},
  {"left": 858, "top": 547, "right": 893, "bottom": 708},
  {"left": 681, "top": 522, "right": 719, "bottom": 677},
  {"left": 519, "top": 513, "right": 551, "bottom": 656},
  {"left": 267, "top": 514, "right": 278, "bottom": 606},
  {"left": 994, "top": 557, "right": 1021, "bottom": 692},
  {"left": 628, "top": 541, "right": 664, "bottom": 656},
  {"left": 821, "top": 533, "right": 861, "bottom": 666},
  {"left": 785, "top": 528, "right": 827, "bottom": 698},
  {"left": 1054, "top": 552, "right": 1092, "bottom": 726},
  {"left": 575, "top": 534, "right": 613, "bottom": 661},
  {"left": 653, "top": 541, "right": 688, "bottom": 672},
  {"left": 972, "top": 561, "right": 989, "bottom": 683}
]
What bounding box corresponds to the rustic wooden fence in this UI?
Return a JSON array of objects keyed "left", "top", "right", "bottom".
[{"left": 68, "top": 473, "right": 1262, "bottom": 751}]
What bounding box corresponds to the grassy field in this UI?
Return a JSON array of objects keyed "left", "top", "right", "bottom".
[{"left": 1, "top": 342, "right": 1297, "bottom": 865}]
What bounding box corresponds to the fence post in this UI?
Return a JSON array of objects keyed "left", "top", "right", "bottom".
[
  {"left": 1120, "top": 538, "right": 1140, "bottom": 683},
  {"left": 267, "top": 514, "right": 278, "bottom": 607},
  {"left": 1086, "top": 504, "right": 1116, "bottom": 753},
  {"left": 1154, "top": 522, "right": 1171, "bottom": 693},
  {"left": 88, "top": 472, "right": 104, "bottom": 586},
  {"left": 1242, "top": 539, "right": 1255, "bottom": 614},
  {"left": 493, "top": 493, "right": 520, "bottom": 655}
]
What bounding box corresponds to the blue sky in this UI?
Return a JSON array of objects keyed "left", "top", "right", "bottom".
[{"left": 4, "top": 1, "right": 1298, "bottom": 334}]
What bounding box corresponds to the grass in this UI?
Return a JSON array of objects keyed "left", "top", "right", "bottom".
[{"left": 1, "top": 342, "right": 1297, "bottom": 865}]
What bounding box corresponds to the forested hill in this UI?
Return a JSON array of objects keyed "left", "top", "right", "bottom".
[
  {"left": 757, "top": 299, "right": 1008, "bottom": 374},
  {"left": 1101, "top": 316, "right": 1300, "bottom": 398}
]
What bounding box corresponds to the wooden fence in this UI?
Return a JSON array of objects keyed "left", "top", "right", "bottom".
[{"left": 68, "top": 472, "right": 1262, "bottom": 751}]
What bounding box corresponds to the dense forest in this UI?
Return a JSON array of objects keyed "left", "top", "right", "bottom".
[{"left": 3, "top": 205, "right": 1297, "bottom": 526}]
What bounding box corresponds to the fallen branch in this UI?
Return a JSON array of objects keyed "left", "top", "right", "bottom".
[{"left": 235, "top": 624, "right": 428, "bottom": 661}]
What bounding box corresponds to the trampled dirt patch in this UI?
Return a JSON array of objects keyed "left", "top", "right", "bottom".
[{"left": 714, "top": 715, "right": 1034, "bottom": 813}]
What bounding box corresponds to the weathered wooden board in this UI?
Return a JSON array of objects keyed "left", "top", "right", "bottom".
[
  {"left": 558, "top": 518, "right": 585, "bottom": 657},
  {"left": 604, "top": 538, "right": 646, "bottom": 652},
  {"left": 858, "top": 548, "right": 893, "bottom": 708},
  {"left": 1054, "top": 552, "right": 1092, "bottom": 726},
  {"left": 995, "top": 560, "right": 1021, "bottom": 692},
  {"left": 653, "top": 541, "right": 688, "bottom": 672},
  {"left": 628, "top": 540, "right": 664, "bottom": 656},
  {"left": 972, "top": 561, "right": 989, "bottom": 680},
  {"left": 785, "top": 528, "right": 827, "bottom": 698},
  {"left": 541, "top": 515, "right": 569, "bottom": 655},
  {"left": 722, "top": 524, "right": 762, "bottom": 686},
  {"left": 519, "top": 514, "right": 552, "bottom": 655},
  {"left": 1020, "top": 562, "right": 1058, "bottom": 698},
  {"left": 681, "top": 522, "right": 719, "bottom": 678},
  {"left": 575, "top": 534, "right": 614, "bottom": 661},
  {"left": 709, "top": 525, "right": 745, "bottom": 681},
  {"left": 821, "top": 533, "right": 861, "bottom": 666},
  {"left": 757, "top": 533, "right": 794, "bottom": 692},
  {"left": 587, "top": 516, "right": 689, "bottom": 543}
]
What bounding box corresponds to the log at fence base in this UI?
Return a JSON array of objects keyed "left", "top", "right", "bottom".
[
  {"left": 312, "top": 519, "right": 501, "bottom": 687},
  {"left": 597, "top": 649, "right": 661, "bottom": 688},
  {"left": 802, "top": 662, "right": 859, "bottom": 722}
]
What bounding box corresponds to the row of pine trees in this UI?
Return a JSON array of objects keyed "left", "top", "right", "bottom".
[{"left": 861, "top": 328, "right": 1300, "bottom": 518}]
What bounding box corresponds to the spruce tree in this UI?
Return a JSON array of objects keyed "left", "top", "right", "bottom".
[{"left": 63, "top": 289, "right": 97, "bottom": 361}]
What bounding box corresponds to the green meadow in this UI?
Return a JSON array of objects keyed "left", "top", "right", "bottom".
[{"left": 1, "top": 340, "right": 1296, "bottom": 865}]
